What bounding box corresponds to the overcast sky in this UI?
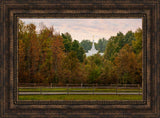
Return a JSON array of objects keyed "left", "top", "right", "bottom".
[{"left": 20, "top": 18, "right": 142, "bottom": 43}]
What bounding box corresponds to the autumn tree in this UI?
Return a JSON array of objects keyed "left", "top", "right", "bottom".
[
  {"left": 50, "top": 35, "right": 65, "bottom": 84},
  {"left": 18, "top": 21, "right": 39, "bottom": 83},
  {"left": 61, "top": 51, "right": 85, "bottom": 84},
  {"left": 114, "top": 44, "right": 139, "bottom": 84}
]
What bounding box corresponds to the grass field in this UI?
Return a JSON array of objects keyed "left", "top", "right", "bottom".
[
  {"left": 19, "top": 87, "right": 142, "bottom": 93},
  {"left": 19, "top": 94, "right": 142, "bottom": 100}
]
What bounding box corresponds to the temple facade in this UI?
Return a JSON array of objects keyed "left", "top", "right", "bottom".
[{"left": 85, "top": 40, "right": 104, "bottom": 57}]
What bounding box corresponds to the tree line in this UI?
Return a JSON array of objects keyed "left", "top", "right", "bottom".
[{"left": 18, "top": 20, "right": 142, "bottom": 86}]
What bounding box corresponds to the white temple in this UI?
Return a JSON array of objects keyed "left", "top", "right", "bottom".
[{"left": 85, "top": 40, "right": 104, "bottom": 57}]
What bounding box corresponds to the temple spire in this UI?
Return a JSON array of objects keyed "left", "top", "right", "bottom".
[
  {"left": 85, "top": 35, "right": 104, "bottom": 57},
  {"left": 92, "top": 36, "right": 95, "bottom": 50}
]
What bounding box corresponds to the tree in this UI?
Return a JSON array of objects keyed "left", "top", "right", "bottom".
[
  {"left": 30, "top": 33, "right": 41, "bottom": 83},
  {"left": 71, "top": 40, "right": 85, "bottom": 62},
  {"left": 104, "top": 31, "right": 136, "bottom": 61},
  {"left": 50, "top": 35, "right": 65, "bottom": 84},
  {"left": 114, "top": 44, "right": 138, "bottom": 84},
  {"left": 61, "top": 51, "right": 85, "bottom": 84},
  {"left": 124, "top": 31, "right": 136, "bottom": 46},
  {"left": 132, "top": 28, "right": 142, "bottom": 54},
  {"left": 18, "top": 39, "right": 26, "bottom": 83},
  {"left": 134, "top": 51, "right": 142, "bottom": 85},
  {"left": 18, "top": 20, "right": 28, "bottom": 83},
  {"left": 85, "top": 54, "right": 103, "bottom": 83},
  {"left": 62, "top": 32, "right": 72, "bottom": 53},
  {"left": 38, "top": 26, "right": 55, "bottom": 83},
  {"left": 18, "top": 22, "right": 38, "bottom": 83},
  {"left": 96, "top": 60, "right": 117, "bottom": 84},
  {"left": 80, "top": 40, "right": 92, "bottom": 52},
  {"left": 71, "top": 40, "right": 80, "bottom": 52},
  {"left": 104, "top": 36, "right": 119, "bottom": 61},
  {"left": 77, "top": 47, "right": 85, "bottom": 62},
  {"left": 96, "top": 38, "right": 108, "bottom": 52}
]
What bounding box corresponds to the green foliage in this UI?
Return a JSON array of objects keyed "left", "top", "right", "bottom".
[
  {"left": 61, "top": 34, "right": 85, "bottom": 62},
  {"left": 87, "top": 65, "right": 101, "bottom": 84},
  {"left": 124, "top": 31, "right": 136, "bottom": 46},
  {"left": 62, "top": 32, "right": 72, "bottom": 52},
  {"left": 85, "top": 54, "right": 103, "bottom": 83},
  {"left": 80, "top": 40, "right": 92, "bottom": 52},
  {"left": 104, "top": 36, "right": 118, "bottom": 61},
  {"left": 96, "top": 38, "right": 108, "bottom": 52},
  {"left": 71, "top": 40, "right": 85, "bottom": 62},
  {"left": 132, "top": 28, "right": 142, "bottom": 54},
  {"left": 77, "top": 47, "right": 85, "bottom": 62},
  {"left": 104, "top": 30, "right": 138, "bottom": 61},
  {"left": 96, "top": 60, "right": 117, "bottom": 84},
  {"left": 71, "top": 40, "right": 80, "bottom": 52}
]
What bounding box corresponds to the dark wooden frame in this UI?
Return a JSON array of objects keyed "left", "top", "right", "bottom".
[{"left": 0, "top": 0, "right": 159, "bottom": 117}]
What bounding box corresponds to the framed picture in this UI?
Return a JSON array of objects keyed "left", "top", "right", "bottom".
[{"left": 0, "top": 0, "right": 159, "bottom": 117}]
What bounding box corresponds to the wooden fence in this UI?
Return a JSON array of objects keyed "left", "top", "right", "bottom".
[{"left": 18, "top": 83, "right": 142, "bottom": 95}]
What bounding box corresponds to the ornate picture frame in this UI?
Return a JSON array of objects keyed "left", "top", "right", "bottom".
[{"left": 0, "top": 0, "right": 159, "bottom": 117}]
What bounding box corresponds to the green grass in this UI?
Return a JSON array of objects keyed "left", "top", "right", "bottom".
[
  {"left": 19, "top": 88, "right": 142, "bottom": 93},
  {"left": 18, "top": 94, "right": 142, "bottom": 100}
]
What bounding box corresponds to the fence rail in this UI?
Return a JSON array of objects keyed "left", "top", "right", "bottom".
[{"left": 19, "top": 83, "right": 141, "bottom": 87}]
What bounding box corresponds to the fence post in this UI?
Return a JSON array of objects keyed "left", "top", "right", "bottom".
[
  {"left": 116, "top": 86, "right": 117, "bottom": 95},
  {"left": 67, "top": 84, "right": 69, "bottom": 95},
  {"left": 40, "top": 87, "right": 41, "bottom": 95},
  {"left": 139, "top": 84, "right": 140, "bottom": 95},
  {"left": 93, "top": 84, "right": 94, "bottom": 95}
]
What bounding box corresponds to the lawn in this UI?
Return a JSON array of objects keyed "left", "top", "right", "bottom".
[
  {"left": 18, "top": 87, "right": 142, "bottom": 93},
  {"left": 19, "top": 94, "right": 142, "bottom": 100}
]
